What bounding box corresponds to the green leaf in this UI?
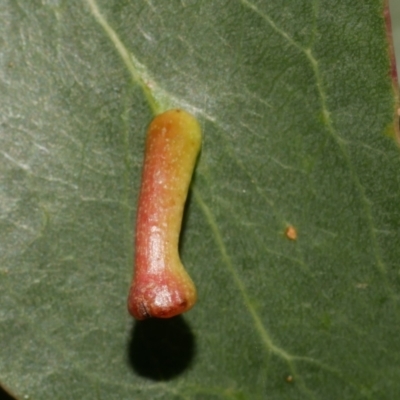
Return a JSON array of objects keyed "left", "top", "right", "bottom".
[{"left": 1, "top": 1, "right": 399, "bottom": 399}]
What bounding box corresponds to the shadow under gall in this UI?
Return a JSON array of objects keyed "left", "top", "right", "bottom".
[
  {"left": 128, "top": 315, "right": 196, "bottom": 380},
  {"left": 178, "top": 187, "right": 194, "bottom": 255}
]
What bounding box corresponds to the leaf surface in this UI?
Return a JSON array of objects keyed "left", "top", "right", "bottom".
[{"left": 1, "top": 1, "right": 399, "bottom": 399}]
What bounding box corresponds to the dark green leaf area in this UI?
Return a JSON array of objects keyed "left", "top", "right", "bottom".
[{"left": 1, "top": 1, "right": 399, "bottom": 399}]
